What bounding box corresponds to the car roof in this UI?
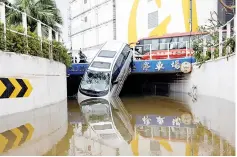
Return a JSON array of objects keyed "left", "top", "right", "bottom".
[{"left": 88, "top": 40, "right": 125, "bottom": 71}]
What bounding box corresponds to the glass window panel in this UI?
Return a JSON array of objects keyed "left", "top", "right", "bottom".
[
  {"left": 98, "top": 50, "right": 117, "bottom": 58},
  {"left": 91, "top": 61, "right": 111, "bottom": 69}
]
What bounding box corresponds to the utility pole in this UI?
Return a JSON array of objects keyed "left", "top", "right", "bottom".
[
  {"left": 189, "top": 0, "right": 193, "bottom": 55},
  {"left": 189, "top": 0, "right": 194, "bottom": 153},
  {"left": 68, "top": 1, "right": 72, "bottom": 51},
  {"left": 189, "top": 0, "right": 193, "bottom": 32}
]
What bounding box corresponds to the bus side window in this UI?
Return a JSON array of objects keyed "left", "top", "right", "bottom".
[
  {"left": 144, "top": 39, "right": 152, "bottom": 54},
  {"left": 169, "top": 37, "right": 179, "bottom": 49},
  {"left": 160, "top": 38, "right": 171, "bottom": 50},
  {"left": 178, "top": 36, "right": 190, "bottom": 49},
  {"left": 151, "top": 39, "right": 159, "bottom": 51},
  {"left": 135, "top": 46, "right": 143, "bottom": 54}
]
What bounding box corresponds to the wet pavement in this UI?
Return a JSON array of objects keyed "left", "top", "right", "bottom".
[{"left": 0, "top": 95, "right": 235, "bottom": 156}]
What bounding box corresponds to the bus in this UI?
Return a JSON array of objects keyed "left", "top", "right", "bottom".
[{"left": 131, "top": 32, "right": 224, "bottom": 60}]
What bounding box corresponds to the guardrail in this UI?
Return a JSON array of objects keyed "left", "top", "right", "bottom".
[
  {"left": 0, "top": 2, "right": 62, "bottom": 60},
  {"left": 203, "top": 16, "right": 236, "bottom": 59},
  {"left": 190, "top": 16, "right": 235, "bottom": 61}
]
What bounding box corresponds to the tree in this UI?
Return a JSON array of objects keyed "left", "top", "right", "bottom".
[{"left": 6, "top": 0, "right": 63, "bottom": 33}]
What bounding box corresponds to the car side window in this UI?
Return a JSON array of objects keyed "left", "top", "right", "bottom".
[
  {"left": 112, "top": 64, "right": 119, "bottom": 83},
  {"left": 122, "top": 45, "right": 131, "bottom": 59},
  {"left": 112, "top": 54, "right": 125, "bottom": 83}
]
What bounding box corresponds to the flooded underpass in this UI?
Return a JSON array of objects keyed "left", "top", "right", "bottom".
[{"left": 0, "top": 91, "right": 235, "bottom": 156}]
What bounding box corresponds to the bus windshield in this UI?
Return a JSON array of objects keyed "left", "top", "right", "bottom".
[{"left": 79, "top": 70, "right": 110, "bottom": 96}]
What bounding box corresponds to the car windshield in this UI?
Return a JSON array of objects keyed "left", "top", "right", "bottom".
[{"left": 80, "top": 70, "right": 110, "bottom": 94}]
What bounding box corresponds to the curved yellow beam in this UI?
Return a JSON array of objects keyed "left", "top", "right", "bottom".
[
  {"left": 128, "top": 0, "right": 140, "bottom": 45},
  {"left": 155, "top": 0, "right": 161, "bottom": 8},
  {"left": 182, "top": 0, "right": 198, "bottom": 32},
  {"left": 149, "top": 15, "right": 171, "bottom": 37},
  {"left": 159, "top": 139, "right": 173, "bottom": 152},
  {"left": 131, "top": 133, "right": 139, "bottom": 156}
]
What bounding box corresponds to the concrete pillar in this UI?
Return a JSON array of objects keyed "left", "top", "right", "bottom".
[
  {"left": 37, "top": 21, "right": 42, "bottom": 38},
  {"left": 0, "top": 2, "right": 6, "bottom": 30},
  {"left": 55, "top": 31, "right": 59, "bottom": 41},
  {"left": 48, "top": 27, "right": 52, "bottom": 41},
  {"left": 37, "top": 21, "right": 42, "bottom": 51},
  {"left": 211, "top": 38, "right": 214, "bottom": 59},
  {"left": 219, "top": 27, "right": 223, "bottom": 57},
  {"left": 22, "top": 12, "right": 28, "bottom": 53},
  {"left": 0, "top": 2, "right": 6, "bottom": 50},
  {"left": 22, "top": 12, "right": 27, "bottom": 35},
  {"left": 226, "top": 22, "right": 231, "bottom": 54},
  {"left": 203, "top": 37, "right": 207, "bottom": 57},
  {"left": 48, "top": 27, "right": 53, "bottom": 59}
]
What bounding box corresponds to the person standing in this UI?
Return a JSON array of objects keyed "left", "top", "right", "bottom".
[{"left": 79, "top": 48, "right": 87, "bottom": 63}]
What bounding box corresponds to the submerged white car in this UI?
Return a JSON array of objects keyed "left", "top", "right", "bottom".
[{"left": 77, "top": 40, "right": 133, "bottom": 102}]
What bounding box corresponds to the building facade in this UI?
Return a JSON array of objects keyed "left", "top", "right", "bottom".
[{"left": 69, "top": 0, "right": 234, "bottom": 55}]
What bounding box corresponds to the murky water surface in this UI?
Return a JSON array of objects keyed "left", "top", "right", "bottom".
[{"left": 0, "top": 95, "right": 235, "bottom": 156}]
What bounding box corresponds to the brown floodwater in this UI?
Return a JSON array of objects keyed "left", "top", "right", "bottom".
[
  {"left": 47, "top": 96, "right": 235, "bottom": 156},
  {"left": 0, "top": 95, "right": 235, "bottom": 156}
]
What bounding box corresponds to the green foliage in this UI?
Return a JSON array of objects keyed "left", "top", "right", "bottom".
[
  {"left": 6, "top": 0, "right": 63, "bottom": 33},
  {"left": 81, "top": 124, "right": 88, "bottom": 135},
  {"left": 192, "top": 25, "right": 235, "bottom": 67},
  {"left": 5, "top": 25, "right": 28, "bottom": 54},
  {"left": 52, "top": 40, "right": 71, "bottom": 67},
  {"left": 191, "top": 12, "right": 235, "bottom": 67},
  {"left": 0, "top": 24, "right": 71, "bottom": 67}
]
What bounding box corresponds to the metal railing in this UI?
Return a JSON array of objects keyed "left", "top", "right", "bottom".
[
  {"left": 0, "top": 2, "right": 62, "bottom": 60},
  {"left": 69, "top": 50, "right": 91, "bottom": 64},
  {"left": 200, "top": 16, "right": 236, "bottom": 59}
]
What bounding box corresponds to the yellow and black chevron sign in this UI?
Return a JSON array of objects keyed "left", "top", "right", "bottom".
[
  {"left": 0, "top": 123, "right": 34, "bottom": 153},
  {"left": 0, "top": 78, "right": 33, "bottom": 99}
]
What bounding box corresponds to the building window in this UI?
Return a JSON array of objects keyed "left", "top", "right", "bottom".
[
  {"left": 84, "top": 16, "right": 87, "bottom": 22},
  {"left": 148, "top": 11, "right": 158, "bottom": 29},
  {"left": 84, "top": 0, "right": 87, "bottom": 4}
]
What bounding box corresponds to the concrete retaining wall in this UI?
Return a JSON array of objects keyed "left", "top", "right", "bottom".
[
  {"left": 0, "top": 99, "right": 68, "bottom": 155},
  {"left": 170, "top": 54, "right": 235, "bottom": 103},
  {"left": 169, "top": 55, "right": 236, "bottom": 146},
  {"left": 168, "top": 92, "right": 235, "bottom": 147},
  {"left": 0, "top": 51, "right": 67, "bottom": 116}
]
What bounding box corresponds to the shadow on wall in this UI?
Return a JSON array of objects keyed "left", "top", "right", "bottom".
[
  {"left": 66, "top": 73, "right": 186, "bottom": 98},
  {"left": 67, "top": 75, "right": 82, "bottom": 98},
  {"left": 120, "top": 73, "right": 186, "bottom": 97}
]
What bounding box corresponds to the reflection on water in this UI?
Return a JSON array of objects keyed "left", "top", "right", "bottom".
[
  {"left": 0, "top": 95, "right": 235, "bottom": 156},
  {"left": 48, "top": 95, "right": 235, "bottom": 156},
  {"left": 0, "top": 99, "right": 68, "bottom": 156}
]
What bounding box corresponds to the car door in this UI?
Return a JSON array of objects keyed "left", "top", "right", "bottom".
[
  {"left": 116, "top": 45, "right": 133, "bottom": 94},
  {"left": 112, "top": 45, "right": 133, "bottom": 96},
  {"left": 110, "top": 52, "right": 126, "bottom": 96}
]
